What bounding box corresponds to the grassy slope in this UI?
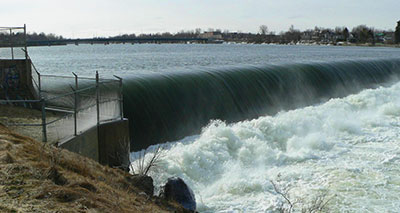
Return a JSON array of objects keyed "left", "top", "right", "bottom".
[{"left": 0, "top": 124, "right": 186, "bottom": 213}]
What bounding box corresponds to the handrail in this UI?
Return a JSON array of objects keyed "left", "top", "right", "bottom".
[
  {"left": 40, "top": 74, "right": 80, "bottom": 79},
  {"left": 31, "top": 58, "right": 40, "bottom": 76},
  {"left": 24, "top": 51, "right": 40, "bottom": 76},
  {"left": 0, "top": 27, "right": 24, "bottom": 29},
  {"left": 0, "top": 99, "right": 41, "bottom": 103},
  {"left": 2, "top": 122, "right": 43, "bottom": 127},
  {"left": 22, "top": 49, "right": 41, "bottom": 97},
  {"left": 46, "top": 113, "right": 72, "bottom": 125},
  {"left": 45, "top": 85, "right": 97, "bottom": 101},
  {"left": 40, "top": 73, "right": 118, "bottom": 82}
]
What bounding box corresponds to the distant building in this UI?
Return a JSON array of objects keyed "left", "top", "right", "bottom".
[
  {"left": 375, "top": 32, "right": 385, "bottom": 43},
  {"left": 384, "top": 31, "right": 395, "bottom": 44},
  {"left": 199, "top": 31, "right": 223, "bottom": 39},
  {"left": 300, "top": 31, "right": 313, "bottom": 42}
]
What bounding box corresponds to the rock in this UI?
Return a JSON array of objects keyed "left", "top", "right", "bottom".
[
  {"left": 161, "top": 177, "right": 196, "bottom": 212},
  {"left": 126, "top": 174, "right": 154, "bottom": 196},
  {"left": 0, "top": 152, "right": 14, "bottom": 164},
  {"left": 46, "top": 166, "right": 68, "bottom": 186}
]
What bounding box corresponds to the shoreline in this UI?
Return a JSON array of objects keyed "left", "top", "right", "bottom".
[{"left": 26, "top": 41, "right": 400, "bottom": 48}]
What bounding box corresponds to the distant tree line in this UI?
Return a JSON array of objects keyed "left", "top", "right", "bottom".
[
  {"left": 247, "top": 24, "right": 396, "bottom": 45},
  {"left": 108, "top": 29, "right": 203, "bottom": 40},
  {"left": 0, "top": 31, "right": 64, "bottom": 43},
  {"left": 107, "top": 22, "right": 400, "bottom": 45},
  {"left": 27, "top": 32, "right": 64, "bottom": 41},
  {"left": 2, "top": 22, "right": 400, "bottom": 46}
]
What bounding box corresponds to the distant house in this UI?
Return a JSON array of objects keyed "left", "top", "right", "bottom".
[
  {"left": 383, "top": 32, "right": 395, "bottom": 44},
  {"left": 333, "top": 34, "right": 345, "bottom": 42},
  {"left": 300, "top": 31, "right": 313, "bottom": 42},
  {"left": 375, "top": 32, "right": 385, "bottom": 43},
  {"left": 320, "top": 30, "right": 334, "bottom": 43},
  {"left": 348, "top": 33, "right": 357, "bottom": 43},
  {"left": 199, "top": 31, "right": 223, "bottom": 39}
]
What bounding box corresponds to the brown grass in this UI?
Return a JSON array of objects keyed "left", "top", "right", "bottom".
[
  {"left": 0, "top": 123, "right": 188, "bottom": 213},
  {"left": 0, "top": 105, "right": 62, "bottom": 142}
]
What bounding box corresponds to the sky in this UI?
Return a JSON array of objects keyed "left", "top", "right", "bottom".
[{"left": 2, "top": 0, "right": 400, "bottom": 38}]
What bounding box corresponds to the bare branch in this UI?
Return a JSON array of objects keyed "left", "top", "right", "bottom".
[
  {"left": 131, "top": 144, "right": 165, "bottom": 176},
  {"left": 271, "top": 180, "right": 293, "bottom": 211},
  {"left": 270, "top": 179, "right": 333, "bottom": 213}
]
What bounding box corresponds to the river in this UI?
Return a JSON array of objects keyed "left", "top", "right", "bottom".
[{"left": 29, "top": 44, "right": 400, "bottom": 212}]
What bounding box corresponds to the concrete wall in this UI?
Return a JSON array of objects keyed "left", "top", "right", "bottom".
[
  {"left": 58, "top": 125, "right": 99, "bottom": 162},
  {"left": 98, "top": 119, "right": 130, "bottom": 168},
  {"left": 0, "top": 59, "right": 35, "bottom": 100},
  {"left": 59, "top": 119, "right": 130, "bottom": 169}
]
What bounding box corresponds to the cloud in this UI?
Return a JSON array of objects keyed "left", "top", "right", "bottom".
[{"left": 1, "top": 0, "right": 399, "bottom": 37}]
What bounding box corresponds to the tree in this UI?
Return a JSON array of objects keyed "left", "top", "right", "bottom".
[
  {"left": 368, "top": 28, "right": 375, "bottom": 45},
  {"left": 342, "top": 27, "right": 350, "bottom": 41},
  {"left": 334, "top": 27, "right": 343, "bottom": 35},
  {"left": 259, "top": 25, "right": 268, "bottom": 35},
  {"left": 194, "top": 28, "right": 202, "bottom": 35},
  {"left": 395, "top": 21, "right": 400, "bottom": 44},
  {"left": 284, "top": 25, "right": 301, "bottom": 43},
  {"left": 351, "top": 25, "right": 372, "bottom": 43},
  {"left": 289, "top": 25, "right": 295, "bottom": 33}
]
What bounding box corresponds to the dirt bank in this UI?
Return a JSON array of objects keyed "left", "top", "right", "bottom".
[{"left": 0, "top": 123, "right": 187, "bottom": 212}]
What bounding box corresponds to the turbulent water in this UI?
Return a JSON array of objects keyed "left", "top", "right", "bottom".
[
  {"left": 140, "top": 81, "right": 400, "bottom": 212},
  {"left": 28, "top": 44, "right": 400, "bottom": 212}
]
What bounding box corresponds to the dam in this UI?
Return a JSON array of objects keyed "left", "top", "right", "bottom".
[
  {"left": 13, "top": 33, "right": 400, "bottom": 212},
  {"left": 124, "top": 59, "right": 400, "bottom": 150}
]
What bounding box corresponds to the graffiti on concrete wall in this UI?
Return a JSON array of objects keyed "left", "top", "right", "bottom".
[{"left": 0, "top": 65, "right": 20, "bottom": 92}]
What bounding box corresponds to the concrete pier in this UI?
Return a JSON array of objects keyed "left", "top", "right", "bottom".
[{"left": 59, "top": 119, "right": 130, "bottom": 169}]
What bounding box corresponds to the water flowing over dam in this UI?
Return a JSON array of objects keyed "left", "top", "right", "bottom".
[
  {"left": 124, "top": 59, "right": 400, "bottom": 150},
  {"left": 27, "top": 44, "right": 400, "bottom": 212}
]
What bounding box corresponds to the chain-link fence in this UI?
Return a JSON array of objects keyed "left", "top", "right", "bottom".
[
  {"left": 0, "top": 71, "right": 123, "bottom": 144},
  {"left": 30, "top": 56, "right": 41, "bottom": 98},
  {"left": 0, "top": 25, "right": 123, "bottom": 144},
  {"left": 40, "top": 73, "right": 122, "bottom": 142}
]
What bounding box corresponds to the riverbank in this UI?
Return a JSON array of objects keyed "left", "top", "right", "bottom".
[
  {"left": 0, "top": 120, "right": 187, "bottom": 212},
  {"left": 0, "top": 105, "right": 58, "bottom": 143}
]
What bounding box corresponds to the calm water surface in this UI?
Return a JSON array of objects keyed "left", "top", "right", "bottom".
[{"left": 29, "top": 43, "right": 400, "bottom": 77}]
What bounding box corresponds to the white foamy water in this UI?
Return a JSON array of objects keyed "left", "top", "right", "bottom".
[{"left": 132, "top": 82, "right": 400, "bottom": 212}]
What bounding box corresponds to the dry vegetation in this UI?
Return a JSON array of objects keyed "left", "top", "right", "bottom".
[
  {"left": 130, "top": 145, "right": 165, "bottom": 176},
  {"left": 270, "top": 176, "right": 334, "bottom": 213},
  {"left": 0, "top": 123, "right": 187, "bottom": 213},
  {"left": 0, "top": 105, "right": 61, "bottom": 143}
]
